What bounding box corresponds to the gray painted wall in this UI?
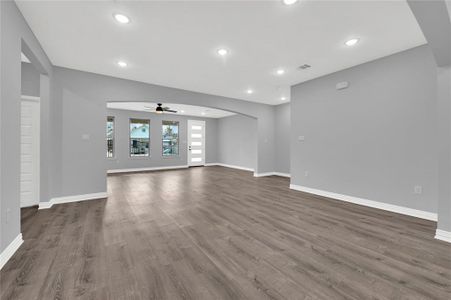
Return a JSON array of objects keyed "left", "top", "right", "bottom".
[
  {"left": 409, "top": 0, "right": 451, "bottom": 235},
  {"left": 290, "top": 45, "right": 438, "bottom": 213},
  {"left": 21, "top": 62, "right": 40, "bottom": 97},
  {"left": 1, "top": 1, "right": 54, "bottom": 253},
  {"left": 217, "top": 115, "right": 257, "bottom": 170},
  {"left": 52, "top": 65, "right": 275, "bottom": 198},
  {"left": 105, "top": 109, "right": 218, "bottom": 171},
  {"left": 407, "top": 0, "right": 451, "bottom": 67},
  {"left": 437, "top": 66, "right": 451, "bottom": 231},
  {"left": 2, "top": 1, "right": 275, "bottom": 253},
  {"left": 274, "top": 103, "right": 290, "bottom": 174},
  {"left": 3, "top": 0, "right": 449, "bottom": 258}
]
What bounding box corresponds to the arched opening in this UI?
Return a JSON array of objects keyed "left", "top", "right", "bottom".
[{"left": 104, "top": 101, "right": 258, "bottom": 175}]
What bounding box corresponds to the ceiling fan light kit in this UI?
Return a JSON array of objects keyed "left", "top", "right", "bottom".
[
  {"left": 155, "top": 103, "right": 177, "bottom": 114},
  {"left": 156, "top": 103, "right": 164, "bottom": 113}
]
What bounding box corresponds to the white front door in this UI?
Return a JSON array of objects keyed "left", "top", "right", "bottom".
[
  {"left": 187, "top": 120, "right": 205, "bottom": 166},
  {"left": 20, "top": 96, "right": 40, "bottom": 208}
]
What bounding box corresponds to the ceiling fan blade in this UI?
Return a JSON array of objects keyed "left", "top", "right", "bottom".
[{"left": 164, "top": 109, "right": 177, "bottom": 113}]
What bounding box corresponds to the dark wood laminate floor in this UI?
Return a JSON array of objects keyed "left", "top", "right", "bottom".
[{"left": 1, "top": 166, "right": 450, "bottom": 300}]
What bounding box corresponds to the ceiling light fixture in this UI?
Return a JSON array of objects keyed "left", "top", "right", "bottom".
[
  {"left": 217, "top": 48, "right": 228, "bottom": 56},
  {"left": 281, "top": 96, "right": 287, "bottom": 101},
  {"left": 113, "top": 13, "right": 130, "bottom": 24},
  {"left": 117, "top": 61, "right": 127, "bottom": 67},
  {"left": 283, "top": 0, "right": 299, "bottom": 5},
  {"left": 180, "top": 110, "right": 185, "bottom": 113},
  {"left": 201, "top": 111, "right": 206, "bottom": 115},
  {"left": 246, "top": 89, "right": 254, "bottom": 94},
  {"left": 276, "top": 69, "right": 285, "bottom": 75},
  {"left": 345, "top": 38, "right": 360, "bottom": 46}
]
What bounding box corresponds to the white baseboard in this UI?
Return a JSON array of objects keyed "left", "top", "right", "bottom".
[
  {"left": 39, "top": 192, "right": 108, "bottom": 209},
  {"left": 205, "top": 163, "right": 254, "bottom": 172},
  {"left": 273, "top": 172, "right": 291, "bottom": 178},
  {"left": 289, "top": 184, "right": 438, "bottom": 221},
  {"left": 254, "top": 172, "right": 291, "bottom": 178},
  {"left": 203, "top": 164, "right": 291, "bottom": 178},
  {"left": 0, "top": 233, "right": 23, "bottom": 270},
  {"left": 38, "top": 201, "right": 53, "bottom": 209},
  {"left": 108, "top": 165, "right": 188, "bottom": 174},
  {"left": 254, "top": 172, "right": 274, "bottom": 177},
  {"left": 435, "top": 229, "right": 451, "bottom": 243}
]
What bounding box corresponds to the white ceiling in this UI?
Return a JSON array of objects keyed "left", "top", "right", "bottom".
[
  {"left": 107, "top": 102, "right": 236, "bottom": 119},
  {"left": 16, "top": 0, "right": 426, "bottom": 105}
]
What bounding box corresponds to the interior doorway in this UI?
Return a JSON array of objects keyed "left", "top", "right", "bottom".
[
  {"left": 20, "top": 95, "right": 40, "bottom": 207},
  {"left": 187, "top": 120, "right": 206, "bottom": 166}
]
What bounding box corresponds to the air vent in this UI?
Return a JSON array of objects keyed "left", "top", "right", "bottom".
[{"left": 298, "top": 64, "right": 311, "bottom": 70}]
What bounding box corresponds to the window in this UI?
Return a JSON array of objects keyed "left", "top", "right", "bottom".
[
  {"left": 106, "top": 116, "right": 114, "bottom": 158},
  {"left": 130, "top": 118, "right": 150, "bottom": 157},
  {"left": 162, "top": 121, "right": 179, "bottom": 156}
]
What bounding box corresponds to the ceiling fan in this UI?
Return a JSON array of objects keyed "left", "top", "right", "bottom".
[{"left": 153, "top": 103, "right": 177, "bottom": 114}]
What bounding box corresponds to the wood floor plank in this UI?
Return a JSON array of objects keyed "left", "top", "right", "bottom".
[{"left": 1, "top": 166, "right": 450, "bottom": 299}]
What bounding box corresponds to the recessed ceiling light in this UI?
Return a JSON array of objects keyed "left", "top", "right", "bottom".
[
  {"left": 345, "top": 38, "right": 360, "bottom": 46},
  {"left": 201, "top": 111, "right": 206, "bottom": 115},
  {"left": 246, "top": 89, "right": 254, "bottom": 94},
  {"left": 117, "top": 61, "right": 127, "bottom": 67},
  {"left": 283, "top": 0, "right": 299, "bottom": 5},
  {"left": 281, "top": 96, "right": 287, "bottom": 101},
  {"left": 217, "top": 48, "right": 228, "bottom": 56},
  {"left": 113, "top": 13, "right": 130, "bottom": 24},
  {"left": 180, "top": 110, "right": 185, "bottom": 113},
  {"left": 276, "top": 69, "right": 285, "bottom": 75}
]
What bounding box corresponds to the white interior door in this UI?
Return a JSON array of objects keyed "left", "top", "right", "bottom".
[
  {"left": 20, "top": 96, "right": 40, "bottom": 208},
  {"left": 187, "top": 120, "right": 205, "bottom": 166}
]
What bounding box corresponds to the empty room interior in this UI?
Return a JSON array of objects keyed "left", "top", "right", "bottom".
[{"left": 1, "top": 0, "right": 451, "bottom": 299}]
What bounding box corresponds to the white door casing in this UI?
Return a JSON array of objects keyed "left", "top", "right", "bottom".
[
  {"left": 20, "top": 96, "right": 40, "bottom": 207},
  {"left": 187, "top": 120, "right": 205, "bottom": 166}
]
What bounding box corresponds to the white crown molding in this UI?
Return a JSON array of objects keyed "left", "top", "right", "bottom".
[
  {"left": 39, "top": 192, "right": 107, "bottom": 209},
  {"left": 289, "top": 184, "right": 438, "bottom": 221},
  {"left": 0, "top": 234, "right": 23, "bottom": 270},
  {"left": 107, "top": 165, "right": 188, "bottom": 174},
  {"left": 435, "top": 229, "right": 451, "bottom": 243},
  {"left": 205, "top": 163, "right": 254, "bottom": 172}
]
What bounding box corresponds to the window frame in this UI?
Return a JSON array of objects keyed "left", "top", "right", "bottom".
[
  {"left": 129, "top": 118, "right": 151, "bottom": 158},
  {"left": 162, "top": 120, "right": 180, "bottom": 157},
  {"left": 106, "top": 116, "right": 115, "bottom": 158}
]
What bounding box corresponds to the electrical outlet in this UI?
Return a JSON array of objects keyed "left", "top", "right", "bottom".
[{"left": 414, "top": 185, "right": 422, "bottom": 194}]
